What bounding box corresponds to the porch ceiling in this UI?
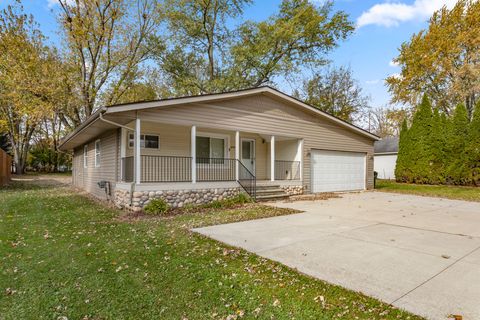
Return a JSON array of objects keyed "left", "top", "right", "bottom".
[{"left": 258, "top": 134, "right": 299, "bottom": 141}]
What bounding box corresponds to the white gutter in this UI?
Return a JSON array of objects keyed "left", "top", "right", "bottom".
[{"left": 99, "top": 112, "right": 132, "bottom": 130}]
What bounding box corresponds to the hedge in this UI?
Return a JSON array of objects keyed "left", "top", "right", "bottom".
[{"left": 395, "top": 96, "right": 480, "bottom": 186}]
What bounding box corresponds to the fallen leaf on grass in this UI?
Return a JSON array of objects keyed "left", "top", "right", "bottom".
[{"left": 314, "top": 295, "right": 325, "bottom": 307}]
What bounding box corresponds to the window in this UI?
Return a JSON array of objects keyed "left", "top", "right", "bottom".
[
  {"left": 196, "top": 135, "right": 227, "bottom": 164},
  {"left": 83, "top": 145, "right": 88, "bottom": 168},
  {"left": 144, "top": 135, "right": 159, "bottom": 149},
  {"left": 128, "top": 133, "right": 159, "bottom": 149},
  {"left": 95, "top": 140, "right": 101, "bottom": 167}
]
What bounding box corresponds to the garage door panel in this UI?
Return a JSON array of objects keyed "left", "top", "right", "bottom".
[{"left": 311, "top": 150, "right": 365, "bottom": 193}]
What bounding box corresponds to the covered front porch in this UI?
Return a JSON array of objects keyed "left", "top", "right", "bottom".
[{"left": 119, "top": 119, "right": 304, "bottom": 198}]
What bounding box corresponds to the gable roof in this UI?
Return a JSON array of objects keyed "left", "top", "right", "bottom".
[
  {"left": 59, "top": 86, "right": 379, "bottom": 150},
  {"left": 374, "top": 136, "right": 399, "bottom": 154}
]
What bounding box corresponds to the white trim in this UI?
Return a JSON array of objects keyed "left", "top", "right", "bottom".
[
  {"left": 120, "top": 129, "right": 127, "bottom": 157},
  {"left": 135, "top": 118, "right": 141, "bottom": 184},
  {"left": 120, "top": 128, "right": 126, "bottom": 178},
  {"left": 297, "top": 139, "right": 304, "bottom": 181},
  {"left": 364, "top": 152, "right": 367, "bottom": 190},
  {"left": 270, "top": 136, "right": 275, "bottom": 181},
  {"left": 83, "top": 145, "right": 88, "bottom": 168},
  {"left": 94, "top": 139, "right": 101, "bottom": 167},
  {"left": 235, "top": 131, "right": 240, "bottom": 181},
  {"left": 191, "top": 125, "right": 196, "bottom": 183}
]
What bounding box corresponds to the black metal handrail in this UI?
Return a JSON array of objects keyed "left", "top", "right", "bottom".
[
  {"left": 238, "top": 160, "right": 256, "bottom": 200},
  {"left": 275, "top": 160, "right": 300, "bottom": 180},
  {"left": 121, "top": 156, "right": 134, "bottom": 182},
  {"left": 122, "top": 156, "right": 240, "bottom": 183},
  {"left": 141, "top": 155, "right": 192, "bottom": 182},
  {"left": 196, "top": 157, "right": 236, "bottom": 181}
]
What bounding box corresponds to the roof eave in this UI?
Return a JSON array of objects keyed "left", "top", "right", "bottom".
[{"left": 58, "top": 107, "right": 106, "bottom": 151}]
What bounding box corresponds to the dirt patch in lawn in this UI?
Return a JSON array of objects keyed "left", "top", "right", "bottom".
[
  {"left": 286, "top": 192, "right": 341, "bottom": 202},
  {"left": 117, "top": 202, "right": 301, "bottom": 227}
]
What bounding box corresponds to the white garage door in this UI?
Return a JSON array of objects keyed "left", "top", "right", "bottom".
[{"left": 311, "top": 150, "right": 366, "bottom": 193}]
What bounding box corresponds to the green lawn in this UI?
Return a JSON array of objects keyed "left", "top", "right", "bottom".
[
  {"left": 376, "top": 179, "right": 480, "bottom": 202},
  {"left": 0, "top": 181, "right": 422, "bottom": 320}
]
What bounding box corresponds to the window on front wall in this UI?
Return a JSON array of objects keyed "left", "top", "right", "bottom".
[
  {"left": 196, "top": 135, "right": 227, "bottom": 164},
  {"left": 83, "top": 145, "right": 88, "bottom": 168},
  {"left": 128, "top": 133, "right": 159, "bottom": 149},
  {"left": 95, "top": 139, "right": 101, "bottom": 167}
]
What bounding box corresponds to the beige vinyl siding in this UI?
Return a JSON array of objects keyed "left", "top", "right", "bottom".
[
  {"left": 72, "top": 147, "right": 83, "bottom": 188},
  {"left": 138, "top": 95, "right": 374, "bottom": 190},
  {"left": 72, "top": 130, "right": 118, "bottom": 199},
  {"left": 124, "top": 123, "right": 191, "bottom": 157},
  {"left": 275, "top": 140, "right": 299, "bottom": 161}
]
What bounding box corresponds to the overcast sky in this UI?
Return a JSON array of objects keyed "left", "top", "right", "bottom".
[{"left": 0, "top": 0, "right": 458, "bottom": 108}]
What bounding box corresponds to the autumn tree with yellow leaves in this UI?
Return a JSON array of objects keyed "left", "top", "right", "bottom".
[
  {"left": 0, "top": 2, "right": 63, "bottom": 173},
  {"left": 387, "top": 0, "right": 480, "bottom": 118}
]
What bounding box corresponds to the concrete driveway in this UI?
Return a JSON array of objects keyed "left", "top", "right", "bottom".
[{"left": 194, "top": 192, "right": 480, "bottom": 320}]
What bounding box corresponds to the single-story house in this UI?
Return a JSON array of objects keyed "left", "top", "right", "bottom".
[
  {"left": 59, "top": 86, "right": 379, "bottom": 211},
  {"left": 374, "top": 136, "right": 399, "bottom": 180}
]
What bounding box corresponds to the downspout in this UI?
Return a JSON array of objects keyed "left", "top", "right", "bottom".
[
  {"left": 99, "top": 111, "right": 132, "bottom": 131},
  {"left": 98, "top": 111, "right": 135, "bottom": 207}
]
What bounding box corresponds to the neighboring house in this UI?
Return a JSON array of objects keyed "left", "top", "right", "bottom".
[
  {"left": 59, "top": 86, "right": 379, "bottom": 211},
  {"left": 374, "top": 136, "right": 399, "bottom": 180}
]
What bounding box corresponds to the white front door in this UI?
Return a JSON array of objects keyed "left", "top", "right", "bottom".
[
  {"left": 241, "top": 139, "right": 255, "bottom": 174},
  {"left": 311, "top": 150, "right": 366, "bottom": 193}
]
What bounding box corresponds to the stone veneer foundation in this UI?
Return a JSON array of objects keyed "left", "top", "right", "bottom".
[
  {"left": 281, "top": 185, "right": 304, "bottom": 196},
  {"left": 114, "top": 187, "right": 241, "bottom": 212}
]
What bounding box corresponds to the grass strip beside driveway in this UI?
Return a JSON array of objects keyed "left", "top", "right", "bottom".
[
  {"left": 0, "top": 182, "right": 423, "bottom": 319},
  {"left": 376, "top": 180, "right": 480, "bottom": 202}
]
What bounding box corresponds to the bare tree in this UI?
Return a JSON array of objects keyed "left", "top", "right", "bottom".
[
  {"left": 299, "top": 66, "right": 370, "bottom": 124},
  {"left": 369, "top": 106, "right": 409, "bottom": 138},
  {"left": 57, "top": 0, "right": 160, "bottom": 128}
]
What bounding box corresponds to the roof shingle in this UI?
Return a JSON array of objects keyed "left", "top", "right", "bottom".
[{"left": 374, "top": 136, "right": 399, "bottom": 154}]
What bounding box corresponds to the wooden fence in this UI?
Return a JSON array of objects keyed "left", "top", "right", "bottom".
[{"left": 0, "top": 149, "right": 12, "bottom": 186}]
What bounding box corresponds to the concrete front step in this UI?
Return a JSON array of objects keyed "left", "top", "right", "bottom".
[
  {"left": 255, "top": 184, "right": 289, "bottom": 201},
  {"left": 256, "top": 193, "right": 290, "bottom": 201},
  {"left": 256, "top": 185, "right": 281, "bottom": 190},
  {"left": 256, "top": 188, "right": 285, "bottom": 195}
]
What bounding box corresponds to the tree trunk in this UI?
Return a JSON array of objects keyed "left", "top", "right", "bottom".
[
  {"left": 466, "top": 93, "right": 476, "bottom": 120},
  {"left": 13, "top": 149, "right": 25, "bottom": 174}
]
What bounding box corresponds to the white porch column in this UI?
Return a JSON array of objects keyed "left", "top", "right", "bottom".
[
  {"left": 191, "top": 125, "right": 196, "bottom": 183},
  {"left": 235, "top": 131, "right": 240, "bottom": 180},
  {"left": 135, "top": 118, "right": 141, "bottom": 184},
  {"left": 270, "top": 135, "right": 275, "bottom": 181},
  {"left": 297, "top": 139, "right": 304, "bottom": 181},
  {"left": 120, "top": 128, "right": 126, "bottom": 181}
]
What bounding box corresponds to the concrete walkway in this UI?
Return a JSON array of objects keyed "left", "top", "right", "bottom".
[{"left": 194, "top": 192, "right": 480, "bottom": 320}]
